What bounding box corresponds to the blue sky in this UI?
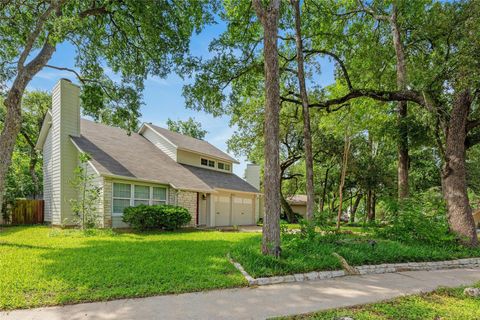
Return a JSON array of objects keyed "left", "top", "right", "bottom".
[{"left": 28, "top": 22, "right": 334, "bottom": 176}]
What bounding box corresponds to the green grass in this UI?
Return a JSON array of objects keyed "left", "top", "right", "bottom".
[
  {"left": 0, "top": 226, "right": 256, "bottom": 310},
  {"left": 280, "top": 284, "right": 480, "bottom": 319},
  {"left": 231, "top": 232, "right": 480, "bottom": 278}
]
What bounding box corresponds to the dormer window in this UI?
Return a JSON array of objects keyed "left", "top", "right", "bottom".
[
  {"left": 218, "top": 162, "right": 231, "bottom": 171},
  {"left": 201, "top": 158, "right": 215, "bottom": 168}
]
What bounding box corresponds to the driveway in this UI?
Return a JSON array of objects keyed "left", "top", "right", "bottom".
[{"left": 2, "top": 268, "right": 480, "bottom": 320}]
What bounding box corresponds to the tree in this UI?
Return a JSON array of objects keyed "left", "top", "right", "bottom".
[
  {"left": 299, "top": 0, "right": 480, "bottom": 245},
  {"left": 0, "top": 91, "right": 50, "bottom": 219},
  {"left": 291, "top": 0, "right": 315, "bottom": 221},
  {"left": 252, "top": 0, "right": 282, "bottom": 257},
  {"left": 0, "top": 0, "right": 214, "bottom": 213},
  {"left": 166, "top": 117, "right": 207, "bottom": 139},
  {"left": 69, "top": 153, "right": 101, "bottom": 229},
  {"left": 356, "top": 0, "right": 410, "bottom": 199}
]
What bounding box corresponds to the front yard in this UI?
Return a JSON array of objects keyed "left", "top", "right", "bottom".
[
  {"left": 1, "top": 225, "right": 480, "bottom": 311},
  {"left": 0, "top": 226, "right": 254, "bottom": 310}
]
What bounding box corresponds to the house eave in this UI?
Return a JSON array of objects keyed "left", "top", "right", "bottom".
[{"left": 35, "top": 110, "right": 52, "bottom": 151}]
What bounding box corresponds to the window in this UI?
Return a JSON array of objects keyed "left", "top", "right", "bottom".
[
  {"left": 113, "top": 183, "right": 131, "bottom": 215},
  {"left": 208, "top": 160, "right": 215, "bottom": 167},
  {"left": 134, "top": 185, "right": 150, "bottom": 206},
  {"left": 112, "top": 183, "right": 168, "bottom": 215},
  {"left": 201, "top": 158, "right": 208, "bottom": 166},
  {"left": 217, "top": 162, "right": 231, "bottom": 171},
  {"left": 152, "top": 187, "right": 167, "bottom": 205}
]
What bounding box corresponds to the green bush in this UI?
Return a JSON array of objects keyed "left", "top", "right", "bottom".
[
  {"left": 122, "top": 204, "right": 191, "bottom": 230},
  {"left": 377, "top": 189, "right": 455, "bottom": 245}
]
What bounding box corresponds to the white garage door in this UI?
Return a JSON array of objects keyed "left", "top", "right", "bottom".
[
  {"left": 214, "top": 194, "right": 231, "bottom": 226},
  {"left": 232, "top": 195, "right": 254, "bottom": 225}
]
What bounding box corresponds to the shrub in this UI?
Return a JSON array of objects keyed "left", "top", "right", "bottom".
[
  {"left": 123, "top": 204, "right": 191, "bottom": 230},
  {"left": 376, "top": 189, "right": 455, "bottom": 245}
]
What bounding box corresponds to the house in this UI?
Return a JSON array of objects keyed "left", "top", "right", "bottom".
[
  {"left": 286, "top": 195, "right": 307, "bottom": 217},
  {"left": 35, "top": 79, "right": 261, "bottom": 228}
]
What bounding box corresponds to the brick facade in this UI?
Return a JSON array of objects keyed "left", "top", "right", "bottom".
[{"left": 176, "top": 190, "right": 197, "bottom": 227}]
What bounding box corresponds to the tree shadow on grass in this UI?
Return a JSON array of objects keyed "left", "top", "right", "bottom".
[{"left": 14, "top": 235, "right": 256, "bottom": 309}]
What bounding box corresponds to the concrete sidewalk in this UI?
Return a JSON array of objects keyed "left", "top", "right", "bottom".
[{"left": 2, "top": 268, "right": 480, "bottom": 320}]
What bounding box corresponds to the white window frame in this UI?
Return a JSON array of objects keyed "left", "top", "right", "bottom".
[{"left": 112, "top": 182, "right": 169, "bottom": 217}]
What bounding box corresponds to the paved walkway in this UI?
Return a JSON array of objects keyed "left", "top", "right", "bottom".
[{"left": 2, "top": 268, "right": 480, "bottom": 320}]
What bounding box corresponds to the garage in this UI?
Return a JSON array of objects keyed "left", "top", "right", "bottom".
[
  {"left": 232, "top": 195, "right": 254, "bottom": 225},
  {"left": 214, "top": 194, "right": 231, "bottom": 226},
  {"left": 214, "top": 192, "right": 255, "bottom": 226}
]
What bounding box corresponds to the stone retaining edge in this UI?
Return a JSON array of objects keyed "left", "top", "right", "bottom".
[{"left": 229, "top": 257, "right": 480, "bottom": 286}]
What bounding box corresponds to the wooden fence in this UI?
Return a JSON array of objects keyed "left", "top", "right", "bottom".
[{"left": 10, "top": 199, "right": 44, "bottom": 225}]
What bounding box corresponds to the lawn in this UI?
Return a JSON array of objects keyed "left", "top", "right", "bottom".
[
  {"left": 231, "top": 231, "right": 480, "bottom": 278},
  {"left": 0, "top": 226, "right": 255, "bottom": 310},
  {"left": 280, "top": 283, "right": 480, "bottom": 320}
]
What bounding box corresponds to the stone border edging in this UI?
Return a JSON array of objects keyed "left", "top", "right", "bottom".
[{"left": 229, "top": 257, "right": 480, "bottom": 286}]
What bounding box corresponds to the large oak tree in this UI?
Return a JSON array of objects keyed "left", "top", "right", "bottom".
[{"left": 0, "top": 0, "right": 214, "bottom": 213}]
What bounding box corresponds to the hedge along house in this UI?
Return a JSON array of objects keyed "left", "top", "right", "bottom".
[{"left": 35, "top": 79, "right": 261, "bottom": 228}]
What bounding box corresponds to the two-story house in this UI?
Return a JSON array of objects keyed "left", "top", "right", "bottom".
[{"left": 35, "top": 79, "right": 261, "bottom": 228}]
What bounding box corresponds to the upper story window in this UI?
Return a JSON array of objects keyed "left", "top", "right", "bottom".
[
  {"left": 218, "top": 162, "right": 231, "bottom": 171},
  {"left": 201, "top": 158, "right": 215, "bottom": 168}
]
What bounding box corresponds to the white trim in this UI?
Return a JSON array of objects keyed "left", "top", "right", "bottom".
[
  {"left": 177, "top": 147, "right": 240, "bottom": 164},
  {"left": 139, "top": 123, "right": 178, "bottom": 148},
  {"left": 35, "top": 110, "right": 52, "bottom": 150},
  {"left": 69, "top": 137, "right": 101, "bottom": 175},
  {"left": 215, "top": 187, "right": 262, "bottom": 196},
  {"left": 111, "top": 182, "right": 169, "bottom": 217}
]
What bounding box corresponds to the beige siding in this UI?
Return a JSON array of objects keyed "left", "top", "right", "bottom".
[
  {"left": 177, "top": 149, "right": 233, "bottom": 173},
  {"left": 85, "top": 162, "right": 104, "bottom": 227},
  {"left": 43, "top": 129, "right": 53, "bottom": 222},
  {"left": 49, "top": 80, "right": 81, "bottom": 226},
  {"left": 141, "top": 126, "right": 177, "bottom": 161},
  {"left": 176, "top": 190, "right": 197, "bottom": 227}
]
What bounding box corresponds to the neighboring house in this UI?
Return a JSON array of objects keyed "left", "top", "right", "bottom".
[
  {"left": 286, "top": 195, "right": 307, "bottom": 217},
  {"left": 35, "top": 79, "right": 261, "bottom": 228}
]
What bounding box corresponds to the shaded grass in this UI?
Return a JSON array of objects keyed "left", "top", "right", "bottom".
[
  {"left": 231, "top": 232, "right": 480, "bottom": 278},
  {"left": 0, "top": 226, "right": 255, "bottom": 310},
  {"left": 279, "top": 283, "right": 480, "bottom": 319}
]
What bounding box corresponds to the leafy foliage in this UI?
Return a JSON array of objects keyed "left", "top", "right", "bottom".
[
  {"left": 69, "top": 153, "right": 102, "bottom": 229},
  {"left": 166, "top": 117, "right": 208, "bottom": 139},
  {"left": 123, "top": 204, "right": 191, "bottom": 230},
  {"left": 377, "top": 189, "right": 454, "bottom": 245}
]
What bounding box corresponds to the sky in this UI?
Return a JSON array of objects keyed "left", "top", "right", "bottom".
[{"left": 27, "top": 21, "right": 335, "bottom": 177}]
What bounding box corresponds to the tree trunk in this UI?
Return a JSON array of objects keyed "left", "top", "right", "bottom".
[
  {"left": 0, "top": 84, "right": 27, "bottom": 213},
  {"left": 253, "top": 0, "right": 282, "bottom": 257},
  {"left": 319, "top": 167, "right": 330, "bottom": 213},
  {"left": 366, "top": 190, "right": 375, "bottom": 222},
  {"left": 0, "top": 38, "right": 56, "bottom": 213},
  {"left": 391, "top": 3, "right": 409, "bottom": 199},
  {"left": 336, "top": 135, "right": 351, "bottom": 229},
  {"left": 350, "top": 193, "right": 363, "bottom": 223},
  {"left": 442, "top": 90, "right": 478, "bottom": 246},
  {"left": 280, "top": 191, "right": 295, "bottom": 223},
  {"left": 291, "top": 0, "right": 315, "bottom": 221}
]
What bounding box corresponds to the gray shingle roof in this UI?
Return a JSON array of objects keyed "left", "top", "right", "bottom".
[
  {"left": 182, "top": 164, "right": 259, "bottom": 193},
  {"left": 146, "top": 123, "right": 239, "bottom": 163},
  {"left": 71, "top": 119, "right": 213, "bottom": 192},
  {"left": 71, "top": 119, "right": 257, "bottom": 194}
]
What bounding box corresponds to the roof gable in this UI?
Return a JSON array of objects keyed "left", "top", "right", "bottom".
[{"left": 141, "top": 123, "right": 239, "bottom": 164}]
